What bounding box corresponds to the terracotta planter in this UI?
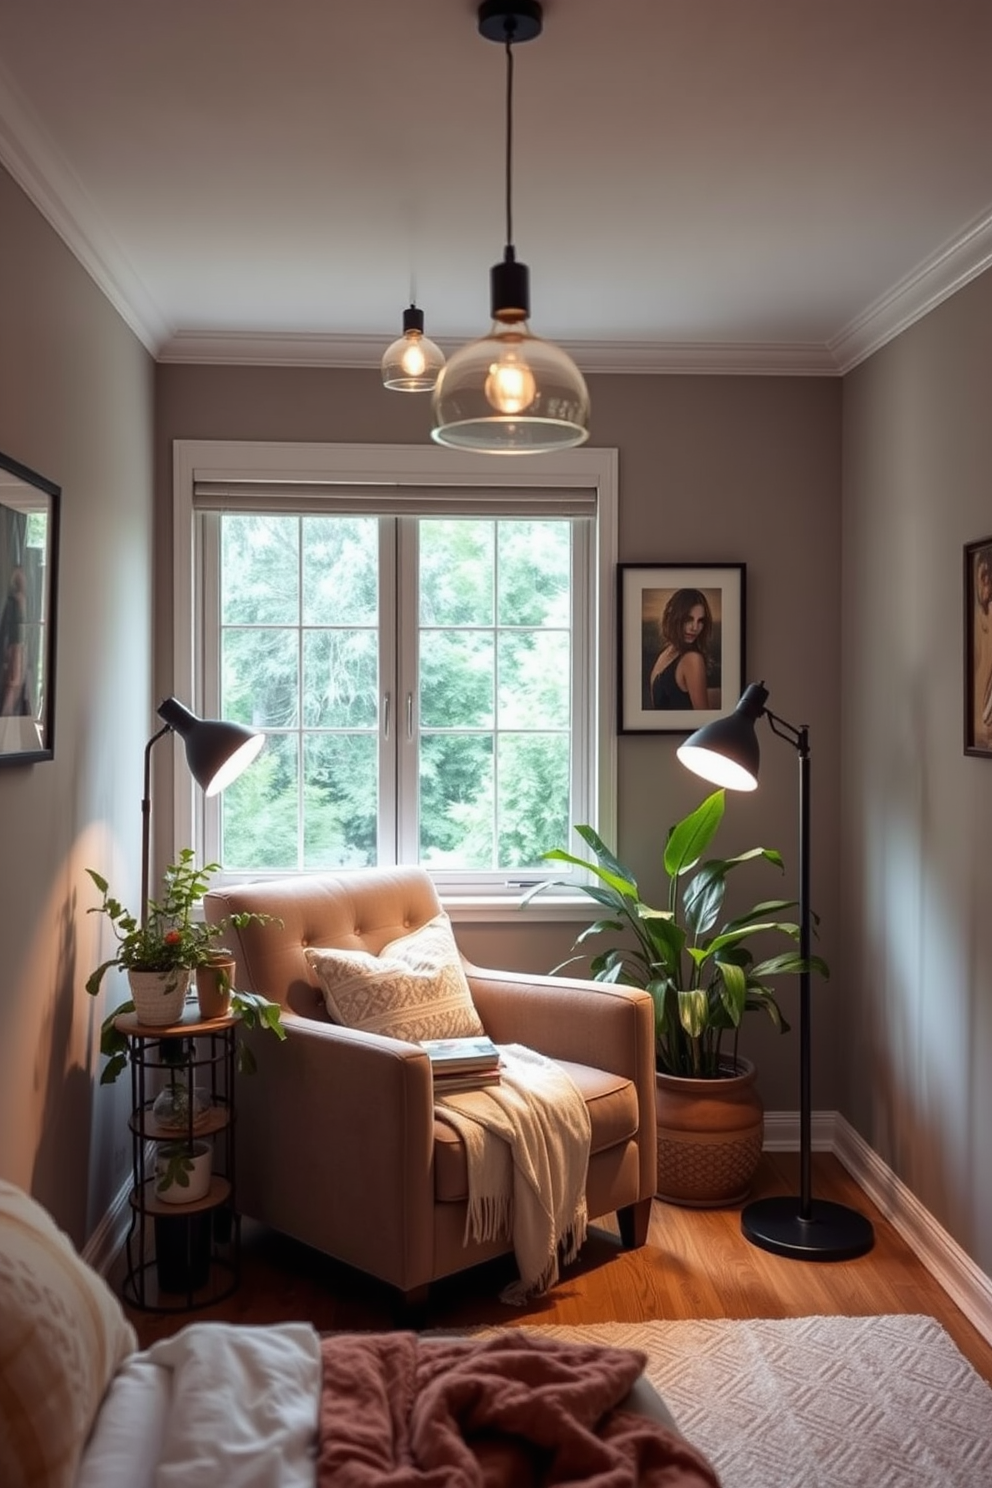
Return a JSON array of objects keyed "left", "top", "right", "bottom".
[
  {"left": 654, "top": 1058, "right": 764, "bottom": 1208},
  {"left": 128, "top": 969, "right": 190, "bottom": 1027},
  {"left": 195, "top": 955, "right": 236, "bottom": 1020}
]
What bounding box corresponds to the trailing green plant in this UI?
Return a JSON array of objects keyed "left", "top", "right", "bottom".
[
  {"left": 527, "top": 788, "right": 828, "bottom": 1079},
  {"left": 86, "top": 848, "right": 285, "bottom": 1081},
  {"left": 155, "top": 1140, "right": 207, "bottom": 1196}
]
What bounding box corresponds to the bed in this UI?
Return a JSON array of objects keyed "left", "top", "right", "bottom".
[{"left": 1, "top": 1180, "right": 720, "bottom": 1487}]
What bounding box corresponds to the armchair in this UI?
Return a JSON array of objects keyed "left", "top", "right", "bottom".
[{"left": 205, "top": 866, "right": 656, "bottom": 1304}]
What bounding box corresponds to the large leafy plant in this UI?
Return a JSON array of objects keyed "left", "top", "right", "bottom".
[{"left": 530, "top": 789, "right": 828, "bottom": 1078}]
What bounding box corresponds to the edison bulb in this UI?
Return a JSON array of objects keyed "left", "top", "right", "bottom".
[
  {"left": 400, "top": 335, "right": 427, "bottom": 379},
  {"left": 484, "top": 351, "right": 536, "bottom": 414}
]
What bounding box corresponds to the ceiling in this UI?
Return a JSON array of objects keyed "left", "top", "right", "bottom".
[{"left": 1, "top": 0, "right": 990, "bottom": 375}]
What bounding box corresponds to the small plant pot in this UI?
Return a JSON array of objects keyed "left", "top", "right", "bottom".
[
  {"left": 128, "top": 969, "right": 190, "bottom": 1027},
  {"left": 155, "top": 1139, "right": 212, "bottom": 1204},
  {"left": 195, "top": 955, "right": 236, "bottom": 1020}
]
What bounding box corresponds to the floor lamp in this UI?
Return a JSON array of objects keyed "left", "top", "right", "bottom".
[
  {"left": 677, "top": 681, "right": 874, "bottom": 1260},
  {"left": 141, "top": 697, "right": 265, "bottom": 924}
]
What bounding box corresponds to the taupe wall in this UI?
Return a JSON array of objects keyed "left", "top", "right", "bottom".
[
  {"left": 156, "top": 367, "right": 844, "bottom": 1116},
  {"left": 842, "top": 269, "right": 992, "bottom": 1274},
  {"left": 0, "top": 167, "right": 155, "bottom": 1246}
]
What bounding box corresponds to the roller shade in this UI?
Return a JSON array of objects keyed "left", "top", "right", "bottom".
[{"left": 193, "top": 481, "right": 597, "bottom": 518}]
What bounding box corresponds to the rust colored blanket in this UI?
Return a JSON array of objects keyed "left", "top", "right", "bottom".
[{"left": 317, "top": 1331, "right": 721, "bottom": 1486}]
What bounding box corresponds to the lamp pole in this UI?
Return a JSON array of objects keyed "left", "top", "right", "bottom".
[
  {"left": 140, "top": 721, "right": 172, "bottom": 928},
  {"left": 679, "top": 683, "right": 874, "bottom": 1262},
  {"left": 739, "top": 711, "right": 873, "bottom": 1260}
]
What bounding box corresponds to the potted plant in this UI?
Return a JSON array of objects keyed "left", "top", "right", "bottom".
[
  {"left": 529, "top": 789, "right": 828, "bottom": 1206},
  {"left": 86, "top": 848, "right": 285, "bottom": 1081}
]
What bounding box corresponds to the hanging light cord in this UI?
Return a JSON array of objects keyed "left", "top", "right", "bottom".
[{"left": 503, "top": 23, "right": 516, "bottom": 252}]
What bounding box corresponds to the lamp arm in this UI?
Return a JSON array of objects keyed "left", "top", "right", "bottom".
[
  {"left": 764, "top": 707, "right": 805, "bottom": 753},
  {"left": 141, "top": 721, "right": 173, "bottom": 927}
]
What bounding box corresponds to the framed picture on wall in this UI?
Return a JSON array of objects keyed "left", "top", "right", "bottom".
[
  {"left": 0, "top": 449, "right": 60, "bottom": 765},
  {"left": 964, "top": 536, "right": 992, "bottom": 756},
  {"left": 617, "top": 562, "right": 745, "bottom": 734}
]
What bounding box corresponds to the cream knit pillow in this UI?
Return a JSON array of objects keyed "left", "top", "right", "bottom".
[
  {"left": 305, "top": 911, "right": 484, "bottom": 1042},
  {"left": 0, "top": 1179, "right": 137, "bottom": 1488}
]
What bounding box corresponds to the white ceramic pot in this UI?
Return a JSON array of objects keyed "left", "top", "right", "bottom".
[
  {"left": 155, "top": 1139, "right": 212, "bottom": 1205},
  {"left": 128, "top": 968, "right": 190, "bottom": 1027}
]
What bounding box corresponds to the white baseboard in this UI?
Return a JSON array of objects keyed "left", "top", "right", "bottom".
[
  {"left": 764, "top": 1109, "right": 992, "bottom": 1349},
  {"left": 81, "top": 1174, "right": 132, "bottom": 1278}
]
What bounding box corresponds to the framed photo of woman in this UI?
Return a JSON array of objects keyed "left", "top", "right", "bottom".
[
  {"left": 0, "top": 449, "right": 60, "bottom": 765},
  {"left": 964, "top": 536, "right": 992, "bottom": 756},
  {"left": 617, "top": 563, "right": 745, "bottom": 735}
]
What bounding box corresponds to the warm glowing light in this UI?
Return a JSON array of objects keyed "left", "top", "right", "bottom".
[
  {"left": 676, "top": 743, "right": 758, "bottom": 791},
  {"left": 400, "top": 336, "right": 427, "bottom": 378},
  {"left": 484, "top": 352, "right": 536, "bottom": 413}
]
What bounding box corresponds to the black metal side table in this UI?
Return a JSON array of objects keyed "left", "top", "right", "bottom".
[{"left": 116, "top": 1004, "right": 239, "bottom": 1312}]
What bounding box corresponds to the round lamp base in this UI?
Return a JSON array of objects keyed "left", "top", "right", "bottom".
[{"left": 741, "top": 1196, "right": 875, "bottom": 1261}]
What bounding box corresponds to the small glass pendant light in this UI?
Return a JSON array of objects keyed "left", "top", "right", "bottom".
[
  {"left": 381, "top": 304, "right": 445, "bottom": 392},
  {"left": 432, "top": 2, "right": 590, "bottom": 454}
]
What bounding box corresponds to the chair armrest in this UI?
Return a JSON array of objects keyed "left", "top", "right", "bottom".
[
  {"left": 236, "top": 1013, "right": 438, "bottom": 1290},
  {"left": 464, "top": 964, "right": 654, "bottom": 1081}
]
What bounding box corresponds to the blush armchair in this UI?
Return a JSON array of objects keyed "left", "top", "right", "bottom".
[{"left": 204, "top": 866, "right": 657, "bottom": 1305}]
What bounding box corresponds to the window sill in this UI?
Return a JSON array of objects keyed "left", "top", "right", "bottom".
[{"left": 441, "top": 893, "right": 593, "bottom": 925}]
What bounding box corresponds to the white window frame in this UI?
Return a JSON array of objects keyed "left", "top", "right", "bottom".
[{"left": 172, "top": 440, "right": 618, "bottom": 920}]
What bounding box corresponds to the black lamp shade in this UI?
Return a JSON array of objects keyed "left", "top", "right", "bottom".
[
  {"left": 157, "top": 697, "right": 264, "bottom": 796},
  {"left": 676, "top": 682, "right": 767, "bottom": 791}
]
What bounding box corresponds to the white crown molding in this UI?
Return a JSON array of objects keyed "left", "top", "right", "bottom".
[
  {"left": 830, "top": 205, "right": 992, "bottom": 373},
  {"left": 0, "top": 61, "right": 168, "bottom": 355},
  {"left": 157, "top": 329, "right": 840, "bottom": 376}
]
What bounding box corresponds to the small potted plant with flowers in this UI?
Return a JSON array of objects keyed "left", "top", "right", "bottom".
[{"left": 86, "top": 848, "right": 284, "bottom": 1082}]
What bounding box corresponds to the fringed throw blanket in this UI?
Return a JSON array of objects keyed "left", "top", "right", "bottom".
[
  {"left": 317, "top": 1331, "right": 722, "bottom": 1487},
  {"left": 434, "top": 1043, "right": 592, "bottom": 1303}
]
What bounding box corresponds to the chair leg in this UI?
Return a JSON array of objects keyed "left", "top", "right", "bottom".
[
  {"left": 395, "top": 1283, "right": 430, "bottom": 1328},
  {"left": 617, "top": 1197, "right": 652, "bottom": 1249}
]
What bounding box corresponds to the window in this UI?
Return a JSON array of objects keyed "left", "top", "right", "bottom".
[{"left": 174, "top": 443, "right": 617, "bottom": 902}]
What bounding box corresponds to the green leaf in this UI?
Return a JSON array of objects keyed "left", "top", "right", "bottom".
[
  {"left": 683, "top": 861, "right": 728, "bottom": 936},
  {"left": 663, "top": 791, "right": 725, "bottom": 881},
  {"left": 677, "top": 987, "right": 708, "bottom": 1038}
]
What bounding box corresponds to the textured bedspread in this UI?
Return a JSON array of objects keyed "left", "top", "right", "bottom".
[{"left": 317, "top": 1331, "right": 721, "bottom": 1486}]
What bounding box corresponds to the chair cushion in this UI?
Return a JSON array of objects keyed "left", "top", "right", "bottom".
[
  {"left": 432, "top": 1059, "right": 639, "bottom": 1204},
  {"left": 304, "top": 912, "right": 484, "bottom": 1042},
  {"left": 0, "top": 1180, "right": 137, "bottom": 1488}
]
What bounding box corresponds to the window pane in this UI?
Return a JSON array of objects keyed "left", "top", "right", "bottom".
[
  {"left": 222, "top": 627, "right": 299, "bottom": 728},
  {"left": 498, "top": 630, "right": 570, "bottom": 728},
  {"left": 303, "top": 629, "right": 378, "bottom": 728},
  {"left": 419, "top": 734, "right": 493, "bottom": 868},
  {"left": 221, "top": 515, "right": 299, "bottom": 626},
  {"left": 220, "top": 732, "right": 299, "bottom": 870},
  {"left": 420, "top": 630, "right": 494, "bottom": 729},
  {"left": 419, "top": 520, "right": 493, "bottom": 626},
  {"left": 303, "top": 734, "right": 377, "bottom": 868},
  {"left": 497, "top": 734, "right": 571, "bottom": 868},
  {"left": 497, "top": 520, "right": 570, "bottom": 626},
  {"left": 302, "top": 517, "right": 377, "bottom": 625}
]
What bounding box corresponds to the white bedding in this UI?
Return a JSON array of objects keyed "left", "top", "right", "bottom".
[{"left": 74, "top": 1322, "right": 322, "bottom": 1488}]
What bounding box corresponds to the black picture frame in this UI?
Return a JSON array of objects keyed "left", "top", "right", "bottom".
[
  {"left": 964, "top": 536, "right": 992, "bottom": 756},
  {"left": 617, "top": 562, "right": 746, "bottom": 734},
  {"left": 0, "top": 449, "right": 60, "bottom": 765}
]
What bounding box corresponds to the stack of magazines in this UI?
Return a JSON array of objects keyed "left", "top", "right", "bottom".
[{"left": 419, "top": 1035, "right": 502, "bottom": 1094}]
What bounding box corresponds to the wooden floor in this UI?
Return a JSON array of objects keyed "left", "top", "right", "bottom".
[{"left": 121, "top": 1152, "right": 992, "bottom": 1387}]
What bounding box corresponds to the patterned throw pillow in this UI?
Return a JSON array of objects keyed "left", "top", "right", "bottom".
[
  {"left": 304, "top": 912, "right": 484, "bottom": 1042},
  {"left": 0, "top": 1179, "right": 137, "bottom": 1488}
]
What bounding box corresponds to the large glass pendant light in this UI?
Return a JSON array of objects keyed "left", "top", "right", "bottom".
[
  {"left": 381, "top": 303, "right": 445, "bottom": 392},
  {"left": 432, "top": 1, "right": 590, "bottom": 454}
]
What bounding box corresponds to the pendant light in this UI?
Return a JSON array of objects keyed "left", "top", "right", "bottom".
[
  {"left": 431, "top": 1, "right": 590, "bottom": 454},
  {"left": 381, "top": 302, "right": 445, "bottom": 392}
]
